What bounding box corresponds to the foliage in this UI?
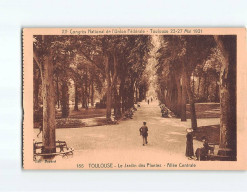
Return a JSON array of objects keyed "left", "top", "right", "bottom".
[{"left": 33, "top": 35, "right": 151, "bottom": 121}]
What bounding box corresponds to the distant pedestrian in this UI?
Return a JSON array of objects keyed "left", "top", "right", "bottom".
[
  {"left": 139, "top": 122, "right": 148, "bottom": 146},
  {"left": 185, "top": 128, "right": 194, "bottom": 159},
  {"left": 148, "top": 99, "right": 149, "bottom": 104},
  {"left": 151, "top": 97, "right": 153, "bottom": 102},
  {"left": 37, "top": 121, "right": 43, "bottom": 138}
]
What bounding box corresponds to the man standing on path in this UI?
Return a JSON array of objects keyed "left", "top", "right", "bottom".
[{"left": 139, "top": 122, "right": 148, "bottom": 146}]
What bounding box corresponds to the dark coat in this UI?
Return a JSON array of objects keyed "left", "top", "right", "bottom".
[
  {"left": 186, "top": 132, "right": 194, "bottom": 157},
  {"left": 195, "top": 141, "right": 210, "bottom": 160},
  {"left": 140, "top": 126, "right": 148, "bottom": 137}
]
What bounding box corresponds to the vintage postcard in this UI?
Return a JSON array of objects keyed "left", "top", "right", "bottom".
[{"left": 23, "top": 28, "right": 247, "bottom": 170}]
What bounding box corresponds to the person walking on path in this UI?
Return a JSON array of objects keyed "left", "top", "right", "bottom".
[
  {"left": 185, "top": 128, "right": 194, "bottom": 159},
  {"left": 147, "top": 99, "right": 149, "bottom": 105},
  {"left": 139, "top": 122, "right": 149, "bottom": 146}
]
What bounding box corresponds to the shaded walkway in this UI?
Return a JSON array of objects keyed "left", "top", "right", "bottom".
[{"left": 34, "top": 100, "right": 220, "bottom": 167}]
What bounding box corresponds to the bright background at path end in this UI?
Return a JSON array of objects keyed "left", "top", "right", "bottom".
[{"left": 0, "top": 0, "right": 247, "bottom": 192}]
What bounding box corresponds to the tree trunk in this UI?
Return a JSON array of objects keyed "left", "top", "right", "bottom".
[
  {"left": 165, "top": 89, "right": 169, "bottom": 107},
  {"left": 206, "top": 76, "right": 209, "bottom": 101},
  {"left": 203, "top": 74, "right": 207, "bottom": 100},
  {"left": 85, "top": 69, "right": 88, "bottom": 109},
  {"left": 175, "top": 76, "right": 182, "bottom": 117},
  {"left": 214, "top": 35, "right": 236, "bottom": 160},
  {"left": 34, "top": 66, "right": 40, "bottom": 113},
  {"left": 197, "top": 76, "right": 201, "bottom": 99},
  {"left": 41, "top": 52, "right": 56, "bottom": 154},
  {"left": 106, "top": 84, "right": 112, "bottom": 120},
  {"left": 215, "top": 75, "right": 219, "bottom": 102},
  {"left": 91, "top": 79, "right": 94, "bottom": 107},
  {"left": 113, "top": 86, "right": 121, "bottom": 119},
  {"left": 81, "top": 85, "right": 85, "bottom": 108},
  {"left": 169, "top": 75, "right": 177, "bottom": 114},
  {"left": 120, "top": 79, "right": 125, "bottom": 114},
  {"left": 56, "top": 75, "right": 60, "bottom": 108},
  {"left": 105, "top": 55, "right": 112, "bottom": 120},
  {"left": 135, "top": 82, "right": 138, "bottom": 103},
  {"left": 192, "top": 73, "right": 195, "bottom": 95},
  {"left": 166, "top": 90, "right": 169, "bottom": 108},
  {"left": 74, "top": 82, "right": 79, "bottom": 111},
  {"left": 181, "top": 71, "right": 187, "bottom": 121},
  {"left": 128, "top": 80, "right": 135, "bottom": 109},
  {"left": 171, "top": 85, "right": 177, "bottom": 115},
  {"left": 183, "top": 62, "right": 197, "bottom": 130},
  {"left": 61, "top": 80, "right": 69, "bottom": 118},
  {"left": 105, "top": 53, "right": 118, "bottom": 121}
]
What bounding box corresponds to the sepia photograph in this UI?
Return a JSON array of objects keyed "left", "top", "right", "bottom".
[
  {"left": 23, "top": 28, "right": 246, "bottom": 170},
  {"left": 2, "top": 0, "right": 247, "bottom": 192}
]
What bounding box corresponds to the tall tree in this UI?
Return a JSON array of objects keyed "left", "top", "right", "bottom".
[
  {"left": 155, "top": 35, "right": 216, "bottom": 129},
  {"left": 214, "top": 35, "right": 236, "bottom": 160},
  {"left": 34, "top": 36, "right": 56, "bottom": 153}
]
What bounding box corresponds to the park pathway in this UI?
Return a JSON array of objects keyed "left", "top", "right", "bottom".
[{"left": 34, "top": 100, "right": 220, "bottom": 166}]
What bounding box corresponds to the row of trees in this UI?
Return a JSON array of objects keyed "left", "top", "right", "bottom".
[
  {"left": 33, "top": 34, "right": 236, "bottom": 159},
  {"left": 155, "top": 35, "right": 236, "bottom": 159},
  {"left": 33, "top": 35, "right": 151, "bottom": 153},
  {"left": 155, "top": 35, "right": 217, "bottom": 128}
]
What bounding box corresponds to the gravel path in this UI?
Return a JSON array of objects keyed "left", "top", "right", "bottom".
[{"left": 34, "top": 101, "right": 220, "bottom": 166}]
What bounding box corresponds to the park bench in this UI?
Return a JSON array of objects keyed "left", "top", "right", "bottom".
[
  {"left": 196, "top": 143, "right": 216, "bottom": 161},
  {"left": 208, "top": 143, "right": 217, "bottom": 154},
  {"left": 207, "top": 147, "right": 234, "bottom": 161},
  {"left": 33, "top": 140, "right": 74, "bottom": 161},
  {"left": 196, "top": 143, "right": 234, "bottom": 161}
]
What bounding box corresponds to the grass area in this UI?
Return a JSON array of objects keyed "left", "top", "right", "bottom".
[
  {"left": 34, "top": 103, "right": 220, "bottom": 131},
  {"left": 34, "top": 108, "right": 107, "bottom": 128},
  {"left": 185, "top": 103, "right": 220, "bottom": 144},
  {"left": 56, "top": 118, "right": 86, "bottom": 128},
  {"left": 186, "top": 102, "right": 220, "bottom": 118},
  {"left": 193, "top": 124, "right": 220, "bottom": 144},
  {"left": 56, "top": 108, "right": 106, "bottom": 119},
  {"left": 34, "top": 118, "right": 86, "bottom": 128}
]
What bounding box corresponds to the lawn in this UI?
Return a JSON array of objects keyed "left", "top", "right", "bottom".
[
  {"left": 186, "top": 102, "right": 220, "bottom": 118},
  {"left": 56, "top": 108, "right": 106, "bottom": 119}
]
